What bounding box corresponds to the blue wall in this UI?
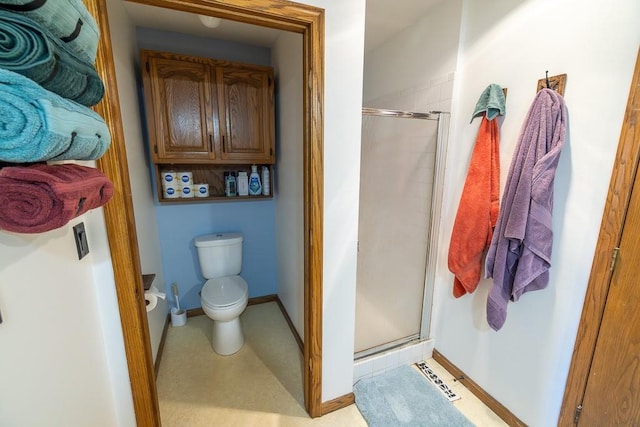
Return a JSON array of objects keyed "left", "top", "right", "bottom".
[
  {"left": 154, "top": 201, "right": 277, "bottom": 309},
  {"left": 136, "top": 28, "right": 277, "bottom": 310}
]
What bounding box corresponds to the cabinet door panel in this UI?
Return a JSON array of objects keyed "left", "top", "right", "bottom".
[
  {"left": 218, "top": 67, "right": 274, "bottom": 163},
  {"left": 150, "top": 58, "right": 215, "bottom": 161}
]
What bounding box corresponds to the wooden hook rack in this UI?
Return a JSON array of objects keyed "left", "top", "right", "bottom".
[{"left": 537, "top": 72, "right": 567, "bottom": 96}]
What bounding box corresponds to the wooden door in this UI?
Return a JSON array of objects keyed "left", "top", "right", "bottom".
[
  {"left": 559, "top": 47, "right": 640, "bottom": 426},
  {"left": 578, "top": 168, "right": 640, "bottom": 424},
  {"left": 145, "top": 54, "right": 216, "bottom": 162},
  {"left": 217, "top": 65, "right": 275, "bottom": 163}
]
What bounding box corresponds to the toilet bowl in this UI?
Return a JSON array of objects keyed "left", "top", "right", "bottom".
[
  {"left": 195, "top": 232, "right": 249, "bottom": 356},
  {"left": 200, "top": 275, "right": 248, "bottom": 355}
]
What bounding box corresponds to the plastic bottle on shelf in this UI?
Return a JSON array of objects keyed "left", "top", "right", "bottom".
[
  {"left": 228, "top": 172, "right": 237, "bottom": 196},
  {"left": 224, "top": 172, "right": 231, "bottom": 196},
  {"left": 237, "top": 171, "right": 249, "bottom": 196},
  {"left": 225, "top": 172, "right": 238, "bottom": 197},
  {"left": 248, "top": 165, "right": 262, "bottom": 196},
  {"left": 261, "top": 166, "right": 270, "bottom": 196}
]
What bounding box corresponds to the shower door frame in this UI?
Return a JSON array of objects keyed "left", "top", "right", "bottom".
[{"left": 355, "top": 107, "right": 449, "bottom": 359}]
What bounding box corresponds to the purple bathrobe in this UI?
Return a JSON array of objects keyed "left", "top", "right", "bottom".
[{"left": 484, "top": 88, "right": 567, "bottom": 331}]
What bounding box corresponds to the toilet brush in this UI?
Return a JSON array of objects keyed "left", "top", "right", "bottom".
[
  {"left": 170, "top": 283, "right": 187, "bottom": 326},
  {"left": 172, "top": 283, "right": 181, "bottom": 311}
]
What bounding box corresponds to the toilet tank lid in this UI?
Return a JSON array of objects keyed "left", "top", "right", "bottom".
[{"left": 195, "top": 232, "right": 243, "bottom": 247}]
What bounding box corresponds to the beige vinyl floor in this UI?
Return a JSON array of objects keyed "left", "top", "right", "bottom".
[{"left": 156, "top": 301, "right": 507, "bottom": 426}]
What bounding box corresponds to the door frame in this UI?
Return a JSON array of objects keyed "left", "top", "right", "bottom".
[
  {"left": 87, "top": 0, "right": 325, "bottom": 424},
  {"left": 559, "top": 47, "right": 640, "bottom": 425}
]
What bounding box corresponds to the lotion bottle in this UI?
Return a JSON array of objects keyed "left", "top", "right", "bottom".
[{"left": 249, "top": 165, "right": 262, "bottom": 196}]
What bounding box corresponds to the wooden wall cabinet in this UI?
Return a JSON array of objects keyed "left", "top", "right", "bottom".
[
  {"left": 144, "top": 55, "right": 216, "bottom": 161},
  {"left": 217, "top": 65, "right": 274, "bottom": 163},
  {"left": 140, "top": 50, "right": 276, "bottom": 202}
]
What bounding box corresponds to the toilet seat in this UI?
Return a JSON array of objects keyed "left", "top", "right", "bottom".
[{"left": 201, "top": 276, "right": 248, "bottom": 308}]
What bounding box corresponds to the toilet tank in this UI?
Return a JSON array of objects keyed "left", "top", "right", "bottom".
[{"left": 194, "top": 233, "right": 243, "bottom": 278}]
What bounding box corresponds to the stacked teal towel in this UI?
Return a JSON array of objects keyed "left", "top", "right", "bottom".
[
  {"left": 0, "top": 0, "right": 98, "bottom": 64},
  {"left": 0, "top": 68, "right": 110, "bottom": 162},
  {"left": 0, "top": 11, "right": 104, "bottom": 106}
]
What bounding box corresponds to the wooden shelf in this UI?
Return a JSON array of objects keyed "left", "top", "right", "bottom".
[
  {"left": 158, "top": 194, "right": 272, "bottom": 204},
  {"left": 142, "top": 273, "right": 156, "bottom": 291},
  {"left": 155, "top": 163, "right": 273, "bottom": 203}
]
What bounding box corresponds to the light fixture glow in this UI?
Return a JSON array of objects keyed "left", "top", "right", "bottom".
[{"left": 197, "top": 14, "right": 222, "bottom": 28}]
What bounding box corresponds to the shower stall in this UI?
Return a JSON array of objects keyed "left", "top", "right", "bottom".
[{"left": 355, "top": 107, "right": 449, "bottom": 359}]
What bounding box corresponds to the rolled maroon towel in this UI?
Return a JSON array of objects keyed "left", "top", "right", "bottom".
[{"left": 0, "top": 163, "right": 113, "bottom": 233}]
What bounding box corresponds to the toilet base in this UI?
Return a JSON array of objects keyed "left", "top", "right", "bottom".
[{"left": 211, "top": 317, "right": 244, "bottom": 355}]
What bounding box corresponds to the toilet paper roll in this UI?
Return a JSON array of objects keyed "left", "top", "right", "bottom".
[
  {"left": 163, "top": 184, "right": 180, "bottom": 199},
  {"left": 180, "top": 184, "right": 195, "bottom": 198},
  {"left": 145, "top": 294, "right": 158, "bottom": 312},
  {"left": 161, "top": 171, "right": 177, "bottom": 186},
  {"left": 195, "top": 183, "right": 209, "bottom": 197},
  {"left": 178, "top": 171, "right": 193, "bottom": 185},
  {"left": 145, "top": 286, "right": 166, "bottom": 313}
]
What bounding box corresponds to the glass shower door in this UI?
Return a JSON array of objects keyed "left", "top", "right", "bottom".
[{"left": 354, "top": 112, "right": 438, "bottom": 356}]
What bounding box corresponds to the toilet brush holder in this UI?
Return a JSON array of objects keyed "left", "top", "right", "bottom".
[{"left": 171, "top": 307, "right": 187, "bottom": 327}]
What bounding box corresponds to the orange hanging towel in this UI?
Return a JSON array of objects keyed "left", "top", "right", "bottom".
[{"left": 448, "top": 115, "right": 500, "bottom": 297}]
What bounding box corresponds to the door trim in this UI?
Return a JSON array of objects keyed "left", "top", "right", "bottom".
[
  {"left": 87, "top": 0, "right": 325, "bottom": 424},
  {"left": 86, "top": 1, "right": 161, "bottom": 423},
  {"left": 559, "top": 47, "right": 640, "bottom": 425}
]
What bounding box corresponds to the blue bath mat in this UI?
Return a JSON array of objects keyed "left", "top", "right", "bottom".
[{"left": 354, "top": 365, "right": 475, "bottom": 427}]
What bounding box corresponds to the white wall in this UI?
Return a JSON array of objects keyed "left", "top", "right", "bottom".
[
  {"left": 433, "top": 1, "right": 640, "bottom": 425},
  {"left": 106, "top": 0, "right": 168, "bottom": 363},
  {"left": 272, "top": 32, "right": 305, "bottom": 338},
  {"left": 0, "top": 209, "right": 134, "bottom": 426},
  {"left": 295, "top": 0, "right": 366, "bottom": 402},
  {"left": 363, "top": 0, "right": 462, "bottom": 106}
]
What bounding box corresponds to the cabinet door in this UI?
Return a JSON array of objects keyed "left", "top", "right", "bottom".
[
  {"left": 217, "top": 66, "right": 274, "bottom": 163},
  {"left": 146, "top": 56, "right": 216, "bottom": 162}
]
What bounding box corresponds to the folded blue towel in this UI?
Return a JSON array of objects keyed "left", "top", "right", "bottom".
[
  {"left": 0, "top": 0, "right": 98, "bottom": 64},
  {"left": 0, "top": 11, "right": 104, "bottom": 106},
  {"left": 0, "top": 69, "right": 110, "bottom": 162}
]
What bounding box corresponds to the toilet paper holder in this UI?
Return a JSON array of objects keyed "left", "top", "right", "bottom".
[{"left": 145, "top": 285, "right": 166, "bottom": 312}]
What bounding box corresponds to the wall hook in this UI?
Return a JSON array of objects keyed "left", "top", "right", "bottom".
[
  {"left": 545, "top": 70, "right": 550, "bottom": 88},
  {"left": 537, "top": 72, "right": 567, "bottom": 96}
]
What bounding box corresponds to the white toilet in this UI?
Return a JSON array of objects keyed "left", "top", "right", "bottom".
[{"left": 195, "top": 232, "right": 249, "bottom": 355}]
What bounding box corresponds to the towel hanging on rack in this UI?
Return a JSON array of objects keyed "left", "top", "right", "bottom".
[
  {"left": 484, "top": 88, "right": 567, "bottom": 331},
  {"left": 470, "top": 84, "right": 506, "bottom": 123},
  {"left": 448, "top": 114, "right": 500, "bottom": 297}
]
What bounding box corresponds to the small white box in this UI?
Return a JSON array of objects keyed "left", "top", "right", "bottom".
[{"left": 195, "top": 183, "right": 209, "bottom": 197}]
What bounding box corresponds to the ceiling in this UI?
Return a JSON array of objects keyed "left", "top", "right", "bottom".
[{"left": 123, "top": 0, "right": 445, "bottom": 52}]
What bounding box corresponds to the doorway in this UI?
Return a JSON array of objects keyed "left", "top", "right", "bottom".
[
  {"left": 559, "top": 47, "right": 640, "bottom": 425},
  {"left": 86, "top": 0, "right": 325, "bottom": 423}
]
